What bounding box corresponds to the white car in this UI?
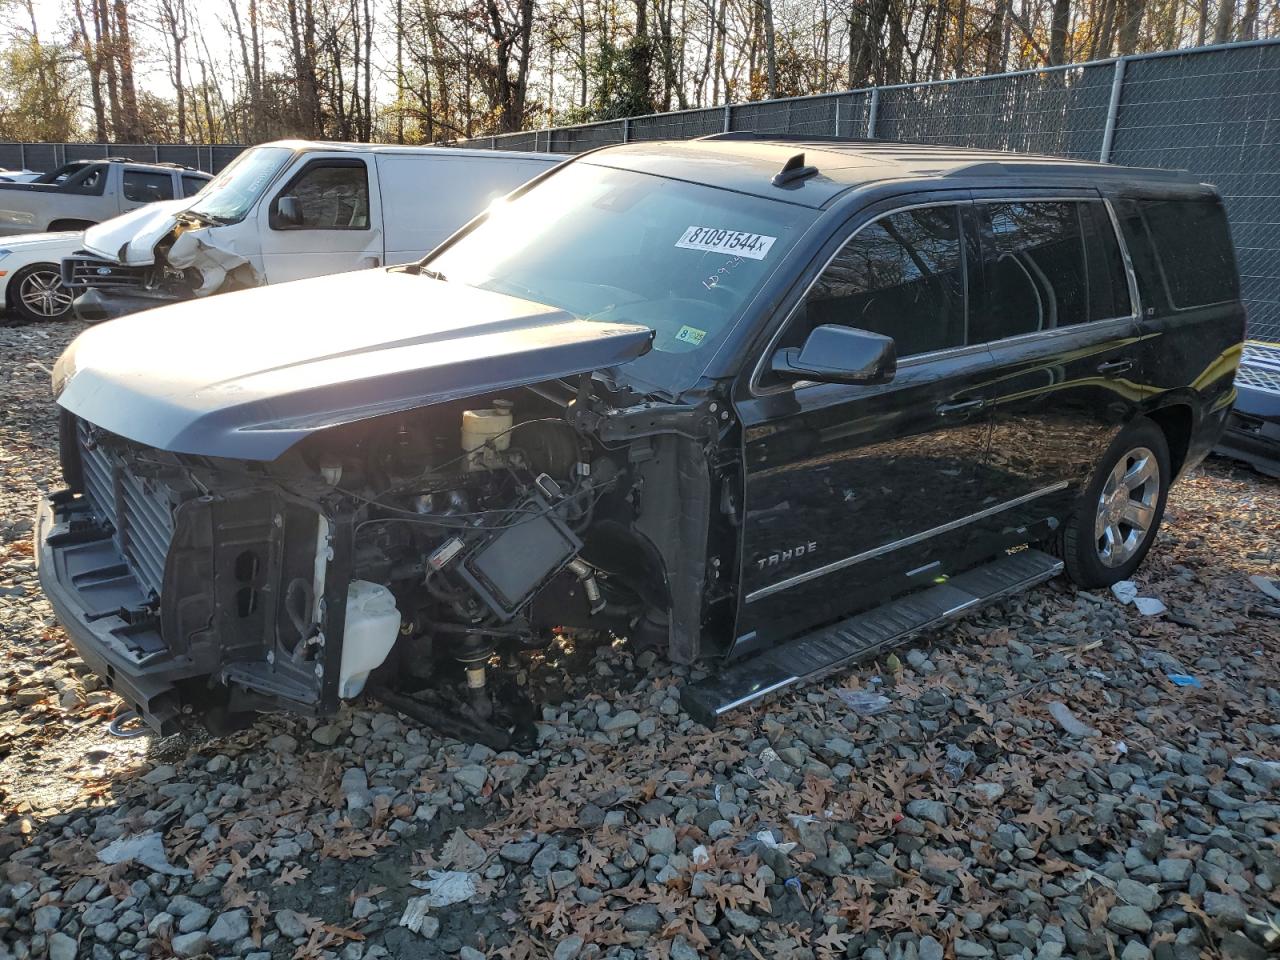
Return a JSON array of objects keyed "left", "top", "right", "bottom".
[{"left": 0, "top": 231, "right": 82, "bottom": 324}]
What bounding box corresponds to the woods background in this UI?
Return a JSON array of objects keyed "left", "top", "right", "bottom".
[{"left": 0, "top": 0, "right": 1277, "bottom": 148}]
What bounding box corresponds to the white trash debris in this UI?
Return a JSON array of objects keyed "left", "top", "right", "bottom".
[
  {"left": 97, "top": 832, "right": 191, "bottom": 876},
  {"left": 691, "top": 845, "right": 710, "bottom": 865},
  {"left": 399, "top": 897, "right": 436, "bottom": 934},
  {"left": 1249, "top": 575, "right": 1280, "bottom": 602},
  {"left": 1048, "top": 701, "right": 1100, "bottom": 738},
  {"left": 408, "top": 870, "right": 477, "bottom": 907},
  {"left": 1111, "top": 580, "right": 1165, "bottom": 616},
  {"left": 1132, "top": 597, "right": 1167, "bottom": 616},
  {"left": 1111, "top": 581, "right": 1139, "bottom": 604}
]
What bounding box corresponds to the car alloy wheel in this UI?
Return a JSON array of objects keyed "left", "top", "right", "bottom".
[
  {"left": 17, "top": 267, "right": 73, "bottom": 319},
  {"left": 1094, "top": 445, "right": 1160, "bottom": 567}
]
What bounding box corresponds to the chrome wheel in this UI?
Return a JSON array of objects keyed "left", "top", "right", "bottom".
[
  {"left": 1095, "top": 446, "right": 1160, "bottom": 567},
  {"left": 17, "top": 268, "right": 73, "bottom": 318}
]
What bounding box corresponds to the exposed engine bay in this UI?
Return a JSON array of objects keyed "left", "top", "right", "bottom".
[{"left": 49, "top": 378, "right": 727, "bottom": 748}]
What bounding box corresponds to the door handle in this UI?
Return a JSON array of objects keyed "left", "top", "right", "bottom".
[
  {"left": 1097, "top": 359, "right": 1134, "bottom": 377},
  {"left": 936, "top": 398, "right": 987, "bottom": 417}
]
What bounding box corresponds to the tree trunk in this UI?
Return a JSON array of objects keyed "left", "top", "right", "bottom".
[
  {"left": 1048, "top": 0, "right": 1070, "bottom": 64},
  {"left": 761, "top": 0, "right": 778, "bottom": 98}
]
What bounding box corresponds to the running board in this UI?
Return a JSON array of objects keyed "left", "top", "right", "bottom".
[{"left": 681, "top": 549, "right": 1063, "bottom": 727}]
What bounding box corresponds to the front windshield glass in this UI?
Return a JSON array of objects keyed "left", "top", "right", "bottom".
[
  {"left": 186, "top": 145, "right": 292, "bottom": 223},
  {"left": 426, "top": 162, "right": 815, "bottom": 393}
]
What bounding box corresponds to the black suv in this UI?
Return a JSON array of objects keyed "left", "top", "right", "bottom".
[{"left": 36, "top": 136, "right": 1244, "bottom": 742}]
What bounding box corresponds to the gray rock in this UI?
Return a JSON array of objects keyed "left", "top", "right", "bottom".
[
  {"left": 177, "top": 904, "right": 211, "bottom": 933},
  {"left": 725, "top": 907, "right": 761, "bottom": 933},
  {"left": 171, "top": 932, "right": 211, "bottom": 958},
  {"left": 267, "top": 733, "right": 298, "bottom": 753},
  {"left": 1116, "top": 877, "right": 1161, "bottom": 912},
  {"left": 1159, "top": 858, "right": 1194, "bottom": 883},
  {"left": 973, "top": 782, "right": 1006, "bottom": 803},
  {"left": 671, "top": 936, "right": 700, "bottom": 960},
  {"left": 209, "top": 909, "right": 250, "bottom": 944},
  {"left": 621, "top": 904, "right": 662, "bottom": 932},
  {"left": 920, "top": 935, "right": 945, "bottom": 960},
  {"left": 341, "top": 768, "right": 371, "bottom": 810},
  {"left": 905, "top": 798, "right": 949, "bottom": 826},
  {"left": 954, "top": 939, "right": 992, "bottom": 958},
  {"left": 454, "top": 765, "right": 488, "bottom": 794},
  {"left": 48, "top": 932, "right": 77, "bottom": 960},
  {"left": 1202, "top": 892, "right": 1247, "bottom": 928},
  {"left": 276, "top": 909, "right": 308, "bottom": 939},
  {"left": 1121, "top": 943, "right": 1152, "bottom": 960},
  {"left": 1108, "top": 905, "right": 1152, "bottom": 933},
  {"left": 600, "top": 710, "right": 642, "bottom": 733},
  {"left": 32, "top": 905, "right": 61, "bottom": 932},
  {"left": 500, "top": 841, "right": 541, "bottom": 864},
  {"left": 645, "top": 826, "right": 676, "bottom": 856},
  {"left": 312, "top": 724, "right": 342, "bottom": 745},
  {"left": 554, "top": 934, "right": 585, "bottom": 960}
]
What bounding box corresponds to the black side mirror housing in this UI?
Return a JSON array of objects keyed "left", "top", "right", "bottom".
[
  {"left": 273, "top": 195, "right": 302, "bottom": 228},
  {"left": 771, "top": 324, "right": 897, "bottom": 386}
]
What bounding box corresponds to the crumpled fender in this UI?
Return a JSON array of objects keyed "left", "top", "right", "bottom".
[{"left": 166, "top": 229, "right": 262, "bottom": 296}]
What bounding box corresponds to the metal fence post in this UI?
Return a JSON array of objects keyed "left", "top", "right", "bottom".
[
  {"left": 866, "top": 88, "right": 880, "bottom": 139},
  {"left": 1100, "top": 57, "right": 1127, "bottom": 163},
  {"left": 623, "top": 117, "right": 631, "bottom": 143},
  {"left": 834, "top": 98, "right": 841, "bottom": 136},
  {"left": 723, "top": 103, "right": 732, "bottom": 132}
]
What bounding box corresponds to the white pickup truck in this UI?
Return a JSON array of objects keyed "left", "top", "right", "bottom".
[{"left": 0, "top": 158, "right": 212, "bottom": 237}]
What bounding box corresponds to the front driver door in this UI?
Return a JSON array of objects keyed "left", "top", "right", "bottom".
[
  {"left": 732, "top": 199, "right": 1000, "bottom": 658},
  {"left": 257, "top": 155, "right": 384, "bottom": 284}
]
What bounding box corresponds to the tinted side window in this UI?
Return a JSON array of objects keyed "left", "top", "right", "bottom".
[
  {"left": 181, "top": 175, "right": 208, "bottom": 198},
  {"left": 65, "top": 165, "right": 106, "bottom": 195},
  {"left": 122, "top": 170, "right": 175, "bottom": 203},
  {"left": 1081, "top": 203, "right": 1132, "bottom": 320},
  {"left": 973, "top": 201, "right": 1089, "bottom": 342},
  {"left": 789, "top": 206, "right": 966, "bottom": 359},
  {"left": 278, "top": 162, "right": 369, "bottom": 229},
  {"left": 1139, "top": 198, "right": 1237, "bottom": 308}
]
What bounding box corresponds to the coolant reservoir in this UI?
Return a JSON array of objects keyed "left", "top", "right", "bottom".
[
  {"left": 338, "top": 581, "right": 401, "bottom": 699},
  {"left": 461, "top": 400, "right": 513, "bottom": 470}
]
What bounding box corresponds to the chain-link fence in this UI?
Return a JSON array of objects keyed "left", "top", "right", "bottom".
[{"left": 3, "top": 38, "right": 1277, "bottom": 336}]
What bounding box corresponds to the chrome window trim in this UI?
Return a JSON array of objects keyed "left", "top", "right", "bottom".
[
  {"left": 1103, "top": 196, "right": 1144, "bottom": 320},
  {"left": 745, "top": 480, "right": 1070, "bottom": 603}
]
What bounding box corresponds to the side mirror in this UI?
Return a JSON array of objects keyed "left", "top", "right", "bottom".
[
  {"left": 274, "top": 195, "right": 302, "bottom": 227},
  {"left": 771, "top": 324, "right": 897, "bottom": 386}
]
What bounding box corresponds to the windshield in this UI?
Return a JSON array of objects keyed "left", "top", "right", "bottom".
[
  {"left": 425, "top": 162, "right": 815, "bottom": 393},
  {"left": 186, "top": 145, "right": 292, "bottom": 223}
]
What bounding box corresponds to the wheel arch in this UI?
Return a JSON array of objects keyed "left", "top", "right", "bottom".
[{"left": 1143, "top": 402, "right": 1194, "bottom": 480}]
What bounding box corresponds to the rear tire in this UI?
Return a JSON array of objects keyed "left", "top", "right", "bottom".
[
  {"left": 1056, "top": 418, "right": 1171, "bottom": 588},
  {"left": 5, "top": 262, "right": 74, "bottom": 324}
]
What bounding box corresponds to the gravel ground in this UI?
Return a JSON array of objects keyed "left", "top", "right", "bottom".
[{"left": 0, "top": 320, "right": 1278, "bottom": 960}]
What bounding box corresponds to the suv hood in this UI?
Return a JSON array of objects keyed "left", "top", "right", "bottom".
[
  {"left": 53, "top": 269, "right": 653, "bottom": 460},
  {"left": 82, "top": 199, "right": 191, "bottom": 264}
]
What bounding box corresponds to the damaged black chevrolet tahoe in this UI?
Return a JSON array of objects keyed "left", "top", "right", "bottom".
[{"left": 36, "top": 136, "right": 1245, "bottom": 744}]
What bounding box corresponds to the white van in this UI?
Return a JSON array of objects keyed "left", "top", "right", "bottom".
[{"left": 63, "top": 140, "right": 561, "bottom": 320}]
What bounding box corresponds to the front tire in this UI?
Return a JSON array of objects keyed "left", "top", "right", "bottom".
[
  {"left": 5, "top": 263, "right": 74, "bottom": 324},
  {"left": 1057, "top": 418, "right": 1171, "bottom": 588}
]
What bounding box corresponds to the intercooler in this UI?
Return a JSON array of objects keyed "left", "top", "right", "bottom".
[{"left": 76, "top": 420, "right": 175, "bottom": 600}]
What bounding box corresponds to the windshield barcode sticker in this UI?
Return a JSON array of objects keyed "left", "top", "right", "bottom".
[{"left": 676, "top": 226, "right": 777, "bottom": 260}]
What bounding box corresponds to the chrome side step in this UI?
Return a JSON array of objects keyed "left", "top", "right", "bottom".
[{"left": 681, "top": 549, "right": 1063, "bottom": 727}]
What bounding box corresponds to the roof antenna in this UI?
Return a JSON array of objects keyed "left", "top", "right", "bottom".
[{"left": 772, "top": 152, "right": 819, "bottom": 187}]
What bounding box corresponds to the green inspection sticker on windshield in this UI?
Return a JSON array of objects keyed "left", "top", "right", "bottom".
[{"left": 675, "top": 325, "right": 707, "bottom": 345}]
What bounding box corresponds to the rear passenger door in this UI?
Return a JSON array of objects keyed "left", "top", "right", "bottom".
[
  {"left": 975, "top": 192, "right": 1143, "bottom": 541},
  {"left": 734, "top": 197, "right": 1000, "bottom": 654}
]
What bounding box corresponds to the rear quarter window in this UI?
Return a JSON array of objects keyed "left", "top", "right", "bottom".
[{"left": 1136, "top": 198, "right": 1238, "bottom": 309}]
